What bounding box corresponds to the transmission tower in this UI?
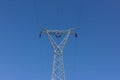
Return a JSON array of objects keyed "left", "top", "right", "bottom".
[{"left": 39, "top": 28, "right": 78, "bottom": 80}]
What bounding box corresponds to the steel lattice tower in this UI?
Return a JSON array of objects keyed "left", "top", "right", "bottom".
[{"left": 39, "top": 28, "right": 77, "bottom": 80}]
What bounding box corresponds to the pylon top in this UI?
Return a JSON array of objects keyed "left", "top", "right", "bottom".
[
  {"left": 39, "top": 28, "right": 78, "bottom": 38},
  {"left": 39, "top": 28, "right": 78, "bottom": 80}
]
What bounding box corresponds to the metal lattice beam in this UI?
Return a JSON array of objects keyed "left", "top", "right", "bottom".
[{"left": 40, "top": 28, "right": 77, "bottom": 80}]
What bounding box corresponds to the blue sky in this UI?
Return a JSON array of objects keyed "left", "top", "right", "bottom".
[{"left": 0, "top": 0, "right": 120, "bottom": 80}]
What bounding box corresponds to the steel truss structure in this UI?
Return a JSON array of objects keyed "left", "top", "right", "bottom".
[{"left": 40, "top": 28, "right": 77, "bottom": 80}]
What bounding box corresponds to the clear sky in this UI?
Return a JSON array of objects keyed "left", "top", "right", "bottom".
[{"left": 0, "top": 0, "right": 120, "bottom": 80}]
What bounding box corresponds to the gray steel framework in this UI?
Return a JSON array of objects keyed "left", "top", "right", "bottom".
[{"left": 40, "top": 28, "right": 77, "bottom": 80}]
